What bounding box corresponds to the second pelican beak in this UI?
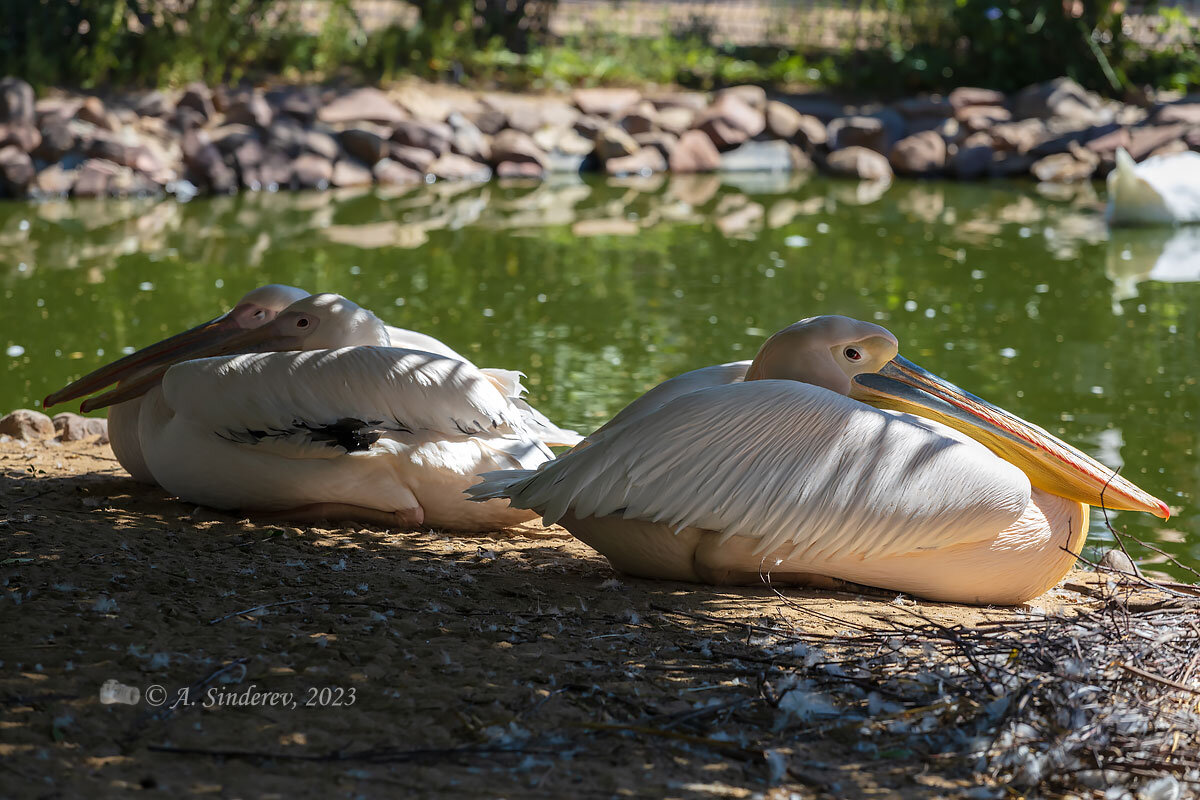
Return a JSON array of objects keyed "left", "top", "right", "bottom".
[
  {"left": 68, "top": 323, "right": 286, "bottom": 412},
  {"left": 849, "top": 355, "right": 1170, "bottom": 520}
]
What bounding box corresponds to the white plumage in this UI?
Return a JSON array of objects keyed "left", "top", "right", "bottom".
[
  {"left": 471, "top": 316, "right": 1167, "bottom": 604},
  {"left": 1106, "top": 147, "right": 1200, "bottom": 227},
  {"left": 140, "top": 346, "right": 552, "bottom": 529}
]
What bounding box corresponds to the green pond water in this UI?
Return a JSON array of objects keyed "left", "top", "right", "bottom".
[{"left": 1, "top": 173, "right": 1196, "bottom": 578}]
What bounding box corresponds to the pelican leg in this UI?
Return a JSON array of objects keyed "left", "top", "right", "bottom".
[{"left": 250, "top": 502, "right": 425, "bottom": 530}]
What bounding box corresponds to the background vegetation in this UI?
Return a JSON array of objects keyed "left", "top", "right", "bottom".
[{"left": 1, "top": 0, "right": 1198, "bottom": 94}]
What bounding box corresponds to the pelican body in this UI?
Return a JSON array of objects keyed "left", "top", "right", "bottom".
[
  {"left": 1106, "top": 147, "right": 1200, "bottom": 227},
  {"left": 470, "top": 316, "right": 1169, "bottom": 605},
  {"left": 45, "top": 292, "right": 579, "bottom": 531}
]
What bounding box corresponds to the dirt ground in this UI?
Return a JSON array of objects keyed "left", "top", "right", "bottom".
[{"left": 0, "top": 435, "right": 1140, "bottom": 799}]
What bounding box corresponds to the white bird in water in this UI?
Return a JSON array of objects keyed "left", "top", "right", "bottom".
[
  {"left": 470, "top": 316, "right": 1170, "bottom": 605},
  {"left": 45, "top": 292, "right": 578, "bottom": 530},
  {"left": 1106, "top": 147, "right": 1200, "bottom": 227}
]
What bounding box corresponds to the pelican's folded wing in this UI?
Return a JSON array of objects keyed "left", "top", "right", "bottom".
[
  {"left": 490, "top": 380, "right": 1032, "bottom": 561},
  {"left": 159, "top": 347, "right": 529, "bottom": 457}
]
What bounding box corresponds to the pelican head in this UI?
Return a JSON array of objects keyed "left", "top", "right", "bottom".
[
  {"left": 746, "top": 315, "right": 1169, "bottom": 520},
  {"left": 43, "top": 284, "right": 310, "bottom": 410}
]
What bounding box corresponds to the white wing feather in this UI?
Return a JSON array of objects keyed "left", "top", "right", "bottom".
[
  {"left": 488, "top": 380, "right": 1032, "bottom": 560},
  {"left": 160, "top": 347, "right": 529, "bottom": 449}
]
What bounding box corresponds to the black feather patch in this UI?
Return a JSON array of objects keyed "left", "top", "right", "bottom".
[{"left": 303, "top": 418, "right": 382, "bottom": 452}]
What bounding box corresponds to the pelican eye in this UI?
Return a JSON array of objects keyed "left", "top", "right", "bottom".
[
  {"left": 296, "top": 318, "right": 310, "bottom": 328},
  {"left": 844, "top": 347, "right": 862, "bottom": 361}
]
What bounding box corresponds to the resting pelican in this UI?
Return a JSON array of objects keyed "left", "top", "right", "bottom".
[
  {"left": 470, "top": 316, "right": 1169, "bottom": 605},
  {"left": 66, "top": 294, "right": 567, "bottom": 530},
  {"left": 1106, "top": 147, "right": 1200, "bottom": 227},
  {"left": 44, "top": 285, "right": 578, "bottom": 484}
]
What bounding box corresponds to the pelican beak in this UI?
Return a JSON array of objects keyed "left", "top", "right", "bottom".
[
  {"left": 850, "top": 355, "right": 1170, "bottom": 519},
  {"left": 44, "top": 317, "right": 280, "bottom": 413}
]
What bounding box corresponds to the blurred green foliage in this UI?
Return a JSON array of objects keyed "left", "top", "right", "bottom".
[
  {"left": 831, "top": 0, "right": 1200, "bottom": 96},
  {"left": 1, "top": 0, "right": 1196, "bottom": 94}
]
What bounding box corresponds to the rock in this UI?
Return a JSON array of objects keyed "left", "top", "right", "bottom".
[
  {"left": 33, "top": 121, "right": 78, "bottom": 162},
  {"left": 224, "top": 92, "right": 273, "bottom": 129},
  {"left": 765, "top": 100, "right": 805, "bottom": 140},
  {"left": 36, "top": 97, "right": 83, "bottom": 127},
  {"left": 171, "top": 105, "right": 207, "bottom": 132},
  {"left": 617, "top": 101, "right": 658, "bottom": 135},
  {"left": 490, "top": 129, "right": 546, "bottom": 169},
  {"left": 824, "top": 146, "right": 892, "bottom": 181},
  {"left": 178, "top": 82, "right": 215, "bottom": 121},
  {"left": 695, "top": 94, "right": 765, "bottom": 150},
  {"left": 230, "top": 139, "right": 265, "bottom": 187},
  {"left": 0, "top": 409, "right": 55, "bottom": 441},
  {"left": 182, "top": 131, "right": 237, "bottom": 193},
  {"left": 391, "top": 119, "right": 453, "bottom": 156},
  {"left": 32, "top": 163, "right": 75, "bottom": 196},
  {"left": 888, "top": 131, "right": 946, "bottom": 175},
  {"left": 52, "top": 412, "right": 108, "bottom": 442},
  {"left": 496, "top": 161, "right": 544, "bottom": 179},
  {"left": 319, "top": 88, "right": 407, "bottom": 127},
  {"left": 211, "top": 124, "right": 261, "bottom": 154},
  {"left": 573, "top": 114, "right": 608, "bottom": 140},
  {"left": 647, "top": 91, "right": 709, "bottom": 111},
  {"left": 1031, "top": 152, "right": 1095, "bottom": 183},
  {"left": 86, "top": 135, "right": 150, "bottom": 170},
  {"left": 1028, "top": 121, "right": 1119, "bottom": 157},
  {"left": 0, "top": 145, "right": 34, "bottom": 196},
  {"left": 269, "top": 87, "right": 321, "bottom": 124},
  {"left": 956, "top": 105, "right": 1011, "bottom": 132},
  {"left": 1084, "top": 126, "right": 1130, "bottom": 157},
  {"left": 949, "top": 87, "right": 1006, "bottom": 110},
  {"left": 1149, "top": 138, "right": 1189, "bottom": 159},
  {"left": 719, "top": 139, "right": 809, "bottom": 172},
  {"left": 534, "top": 126, "right": 593, "bottom": 157},
  {"left": 427, "top": 153, "right": 491, "bottom": 181},
  {"left": 605, "top": 147, "right": 666, "bottom": 176},
  {"left": 447, "top": 112, "right": 490, "bottom": 162},
  {"left": 1099, "top": 548, "right": 1140, "bottom": 576},
  {"left": 655, "top": 106, "right": 696, "bottom": 135},
  {"left": 949, "top": 133, "right": 995, "bottom": 180},
  {"left": 716, "top": 85, "right": 767, "bottom": 111},
  {"left": 573, "top": 87, "right": 641, "bottom": 117},
  {"left": 1187, "top": 128, "right": 1200, "bottom": 153},
  {"left": 0, "top": 78, "right": 35, "bottom": 125},
  {"left": 391, "top": 85, "right": 452, "bottom": 124},
  {"left": 466, "top": 107, "right": 507, "bottom": 136},
  {"left": 266, "top": 118, "right": 308, "bottom": 156},
  {"left": 1013, "top": 77, "right": 1104, "bottom": 123},
  {"left": 303, "top": 129, "right": 340, "bottom": 161},
  {"left": 372, "top": 158, "right": 422, "bottom": 186},
  {"left": 827, "top": 115, "right": 888, "bottom": 152},
  {"left": 1127, "top": 124, "right": 1188, "bottom": 160},
  {"left": 135, "top": 90, "right": 172, "bottom": 117},
  {"left": 388, "top": 144, "right": 437, "bottom": 173},
  {"left": 0, "top": 123, "right": 40, "bottom": 153},
  {"left": 543, "top": 151, "right": 587, "bottom": 173},
  {"left": 76, "top": 96, "right": 114, "bottom": 130},
  {"left": 633, "top": 131, "right": 677, "bottom": 159},
  {"left": 594, "top": 125, "right": 640, "bottom": 161},
  {"left": 990, "top": 119, "right": 1048, "bottom": 153},
  {"left": 331, "top": 158, "right": 373, "bottom": 187},
  {"left": 669, "top": 129, "right": 721, "bottom": 173},
  {"left": 339, "top": 124, "right": 392, "bottom": 164},
  {"left": 1153, "top": 100, "right": 1200, "bottom": 125},
  {"left": 292, "top": 153, "right": 333, "bottom": 189},
  {"left": 259, "top": 148, "right": 294, "bottom": 190}
]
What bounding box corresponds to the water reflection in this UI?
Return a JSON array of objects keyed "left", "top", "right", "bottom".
[
  {"left": 1107, "top": 226, "right": 1200, "bottom": 307},
  {"left": 0, "top": 175, "right": 1196, "bottom": 575}
]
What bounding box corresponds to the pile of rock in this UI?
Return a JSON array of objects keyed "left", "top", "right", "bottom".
[
  {"left": 1, "top": 75, "right": 1197, "bottom": 199},
  {"left": 0, "top": 409, "right": 108, "bottom": 443}
]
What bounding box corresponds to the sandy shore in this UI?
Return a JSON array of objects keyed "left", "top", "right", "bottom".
[{"left": 2, "top": 436, "right": 1195, "bottom": 798}]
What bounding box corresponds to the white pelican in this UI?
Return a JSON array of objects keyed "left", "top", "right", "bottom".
[
  {"left": 469, "top": 316, "right": 1170, "bottom": 605},
  {"left": 1106, "top": 147, "right": 1200, "bottom": 227},
  {"left": 60, "top": 293, "right": 570, "bottom": 530},
  {"left": 44, "top": 285, "right": 579, "bottom": 484}
]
